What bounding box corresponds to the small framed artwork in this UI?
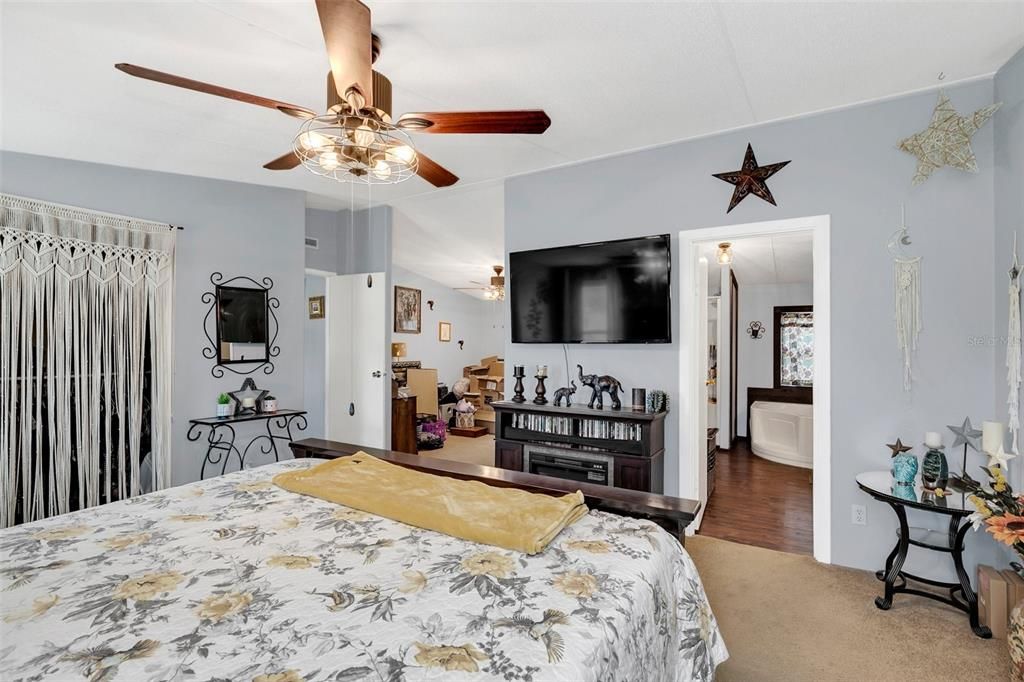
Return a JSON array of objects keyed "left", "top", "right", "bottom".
[
  {"left": 394, "top": 286, "right": 422, "bottom": 334},
  {"left": 438, "top": 321, "right": 452, "bottom": 342},
  {"left": 308, "top": 295, "right": 325, "bottom": 319}
]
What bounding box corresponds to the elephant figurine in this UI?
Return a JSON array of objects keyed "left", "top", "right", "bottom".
[
  {"left": 577, "top": 364, "right": 623, "bottom": 410},
  {"left": 552, "top": 381, "right": 577, "bottom": 407}
]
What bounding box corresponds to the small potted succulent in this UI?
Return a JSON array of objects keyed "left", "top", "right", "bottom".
[{"left": 216, "top": 392, "right": 231, "bottom": 418}]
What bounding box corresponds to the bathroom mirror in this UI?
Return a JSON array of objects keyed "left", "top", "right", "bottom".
[{"left": 216, "top": 285, "right": 270, "bottom": 363}]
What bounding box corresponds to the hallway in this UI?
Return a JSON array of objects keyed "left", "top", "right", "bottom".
[{"left": 699, "top": 438, "right": 813, "bottom": 555}]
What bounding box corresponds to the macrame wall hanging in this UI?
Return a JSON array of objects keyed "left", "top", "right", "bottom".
[
  {"left": 1008, "top": 233, "right": 1021, "bottom": 453},
  {"left": 889, "top": 206, "right": 921, "bottom": 391},
  {"left": 0, "top": 193, "right": 176, "bottom": 527}
]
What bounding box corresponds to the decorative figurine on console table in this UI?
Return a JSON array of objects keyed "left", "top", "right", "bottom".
[
  {"left": 229, "top": 378, "right": 269, "bottom": 417},
  {"left": 921, "top": 431, "right": 948, "bottom": 491},
  {"left": 511, "top": 365, "right": 527, "bottom": 403},
  {"left": 887, "top": 438, "right": 917, "bottom": 487},
  {"left": 577, "top": 364, "right": 624, "bottom": 410},
  {"left": 553, "top": 381, "right": 577, "bottom": 407}
]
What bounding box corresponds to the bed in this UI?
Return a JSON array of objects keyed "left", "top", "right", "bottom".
[{"left": 0, "top": 450, "right": 728, "bottom": 681}]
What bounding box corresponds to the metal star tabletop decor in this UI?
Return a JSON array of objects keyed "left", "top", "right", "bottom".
[
  {"left": 947, "top": 417, "right": 982, "bottom": 452},
  {"left": 886, "top": 438, "right": 913, "bottom": 457},
  {"left": 712, "top": 144, "right": 791, "bottom": 213},
  {"left": 228, "top": 377, "right": 269, "bottom": 416},
  {"left": 897, "top": 92, "right": 1001, "bottom": 185},
  {"left": 989, "top": 444, "right": 1017, "bottom": 470}
]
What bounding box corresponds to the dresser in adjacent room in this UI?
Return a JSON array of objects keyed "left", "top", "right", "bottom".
[{"left": 391, "top": 395, "right": 417, "bottom": 454}]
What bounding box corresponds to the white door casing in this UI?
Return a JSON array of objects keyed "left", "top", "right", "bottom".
[{"left": 678, "top": 216, "right": 831, "bottom": 563}]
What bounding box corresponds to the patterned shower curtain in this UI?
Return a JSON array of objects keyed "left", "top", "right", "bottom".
[{"left": 0, "top": 193, "right": 175, "bottom": 527}]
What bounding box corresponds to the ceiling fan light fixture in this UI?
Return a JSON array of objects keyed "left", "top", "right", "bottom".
[{"left": 293, "top": 110, "right": 418, "bottom": 185}]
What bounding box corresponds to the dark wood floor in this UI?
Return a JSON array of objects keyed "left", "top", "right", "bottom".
[{"left": 698, "top": 438, "right": 813, "bottom": 555}]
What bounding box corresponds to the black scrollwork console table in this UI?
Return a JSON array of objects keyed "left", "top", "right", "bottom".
[
  {"left": 856, "top": 471, "right": 990, "bottom": 638},
  {"left": 188, "top": 410, "right": 307, "bottom": 479}
]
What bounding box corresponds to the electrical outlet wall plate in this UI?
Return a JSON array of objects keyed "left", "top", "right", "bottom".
[{"left": 852, "top": 504, "right": 867, "bottom": 526}]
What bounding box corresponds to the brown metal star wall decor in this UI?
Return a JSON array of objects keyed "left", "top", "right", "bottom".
[{"left": 713, "top": 144, "right": 791, "bottom": 213}]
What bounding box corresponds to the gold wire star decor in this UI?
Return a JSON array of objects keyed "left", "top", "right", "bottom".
[{"left": 898, "top": 92, "right": 1001, "bottom": 185}]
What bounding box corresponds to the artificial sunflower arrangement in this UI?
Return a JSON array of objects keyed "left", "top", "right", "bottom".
[{"left": 950, "top": 465, "right": 1024, "bottom": 571}]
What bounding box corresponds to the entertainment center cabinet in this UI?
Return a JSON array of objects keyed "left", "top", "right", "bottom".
[{"left": 492, "top": 401, "right": 666, "bottom": 494}]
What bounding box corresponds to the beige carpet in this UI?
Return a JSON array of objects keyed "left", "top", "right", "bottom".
[
  {"left": 432, "top": 434, "right": 495, "bottom": 467},
  {"left": 687, "top": 536, "right": 1009, "bottom": 681}
]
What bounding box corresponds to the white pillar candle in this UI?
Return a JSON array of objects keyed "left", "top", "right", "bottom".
[
  {"left": 537, "top": 365, "right": 548, "bottom": 378},
  {"left": 982, "top": 421, "right": 1005, "bottom": 454},
  {"left": 924, "top": 431, "right": 942, "bottom": 449},
  {"left": 242, "top": 397, "right": 256, "bottom": 408}
]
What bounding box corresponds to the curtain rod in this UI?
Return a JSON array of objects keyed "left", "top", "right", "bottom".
[{"left": 171, "top": 225, "right": 184, "bottom": 231}]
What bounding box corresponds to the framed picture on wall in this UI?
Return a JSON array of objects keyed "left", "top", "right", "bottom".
[
  {"left": 394, "top": 286, "right": 422, "bottom": 334},
  {"left": 308, "top": 295, "right": 325, "bottom": 319},
  {"left": 438, "top": 321, "right": 452, "bottom": 342}
]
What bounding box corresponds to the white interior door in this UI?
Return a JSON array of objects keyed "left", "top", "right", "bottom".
[{"left": 325, "top": 272, "right": 387, "bottom": 448}]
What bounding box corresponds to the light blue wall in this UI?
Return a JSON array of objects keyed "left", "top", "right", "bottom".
[
  {"left": 304, "top": 208, "right": 339, "bottom": 273},
  {"left": 303, "top": 274, "right": 327, "bottom": 438},
  {"left": 0, "top": 151, "right": 306, "bottom": 485},
  {"left": 505, "top": 79, "right": 1005, "bottom": 574},
  {"left": 995, "top": 48, "right": 1024, "bottom": 498},
  {"left": 303, "top": 205, "right": 393, "bottom": 443},
  {"left": 391, "top": 265, "right": 505, "bottom": 387}
]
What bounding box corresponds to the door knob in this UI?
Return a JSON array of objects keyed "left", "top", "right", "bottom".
[{"left": 371, "top": 370, "right": 382, "bottom": 378}]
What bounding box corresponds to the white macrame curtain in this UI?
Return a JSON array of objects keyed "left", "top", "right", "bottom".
[{"left": 0, "top": 193, "right": 175, "bottom": 528}]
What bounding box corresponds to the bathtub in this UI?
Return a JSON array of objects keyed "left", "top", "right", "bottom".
[{"left": 749, "top": 401, "right": 813, "bottom": 469}]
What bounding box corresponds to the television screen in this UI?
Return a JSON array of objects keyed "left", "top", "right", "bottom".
[{"left": 510, "top": 234, "right": 671, "bottom": 344}]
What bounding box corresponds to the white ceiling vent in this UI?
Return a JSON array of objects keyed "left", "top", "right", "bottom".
[{"left": 304, "top": 236, "right": 319, "bottom": 250}]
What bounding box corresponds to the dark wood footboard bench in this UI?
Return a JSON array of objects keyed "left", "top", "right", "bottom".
[{"left": 289, "top": 438, "right": 700, "bottom": 545}]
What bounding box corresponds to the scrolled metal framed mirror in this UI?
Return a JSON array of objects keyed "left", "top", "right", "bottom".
[{"left": 202, "top": 273, "right": 280, "bottom": 377}]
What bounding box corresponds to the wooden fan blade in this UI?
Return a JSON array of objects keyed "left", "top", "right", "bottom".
[
  {"left": 315, "top": 0, "right": 373, "bottom": 107},
  {"left": 397, "top": 110, "right": 551, "bottom": 134},
  {"left": 277, "top": 105, "right": 316, "bottom": 120},
  {"left": 263, "top": 151, "right": 301, "bottom": 171},
  {"left": 415, "top": 152, "right": 459, "bottom": 187},
  {"left": 115, "top": 64, "right": 317, "bottom": 118}
]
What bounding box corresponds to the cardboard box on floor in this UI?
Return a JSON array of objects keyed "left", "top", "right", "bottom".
[{"left": 979, "top": 565, "right": 1009, "bottom": 638}]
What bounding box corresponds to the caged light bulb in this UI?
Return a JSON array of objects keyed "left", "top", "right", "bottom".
[
  {"left": 372, "top": 159, "right": 392, "bottom": 180},
  {"left": 352, "top": 121, "right": 375, "bottom": 148},
  {"left": 388, "top": 144, "right": 416, "bottom": 164},
  {"left": 298, "top": 131, "right": 330, "bottom": 151},
  {"left": 318, "top": 152, "right": 340, "bottom": 171}
]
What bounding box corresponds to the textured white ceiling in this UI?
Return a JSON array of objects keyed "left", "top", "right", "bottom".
[
  {"left": 391, "top": 180, "right": 504, "bottom": 295},
  {"left": 1, "top": 1, "right": 1021, "bottom": 291},
  {"left": 702, "top": 231, "right": 814, "bottom": 292}
]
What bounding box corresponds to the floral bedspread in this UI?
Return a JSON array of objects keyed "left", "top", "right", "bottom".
[{"left": 0, "top": 459, "right": 727, "bottom": 681}]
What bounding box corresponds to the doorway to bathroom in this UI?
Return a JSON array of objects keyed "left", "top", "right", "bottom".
[{"left": 678, "top": 216, "right": 831, "bottom": 562}]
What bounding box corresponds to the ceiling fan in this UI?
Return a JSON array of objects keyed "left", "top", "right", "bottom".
[
  {"left": 114, "top": 0, "right": 551, "bottom": 188},
  {"left": 457, "top": 265, "right": 505, "bottom": 300}
]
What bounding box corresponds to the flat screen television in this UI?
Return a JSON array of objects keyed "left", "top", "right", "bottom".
[{"left": 510, "top": 234, "right": 671, "bottom": 344}]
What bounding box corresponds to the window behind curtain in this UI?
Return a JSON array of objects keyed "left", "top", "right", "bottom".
[{"left": 775, "top": 306, "right": 813, "bottom": 388}]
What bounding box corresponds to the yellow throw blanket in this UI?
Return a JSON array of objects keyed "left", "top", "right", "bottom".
[{"left": 273, "top": 452, "right": 588, "bottom": 554}]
